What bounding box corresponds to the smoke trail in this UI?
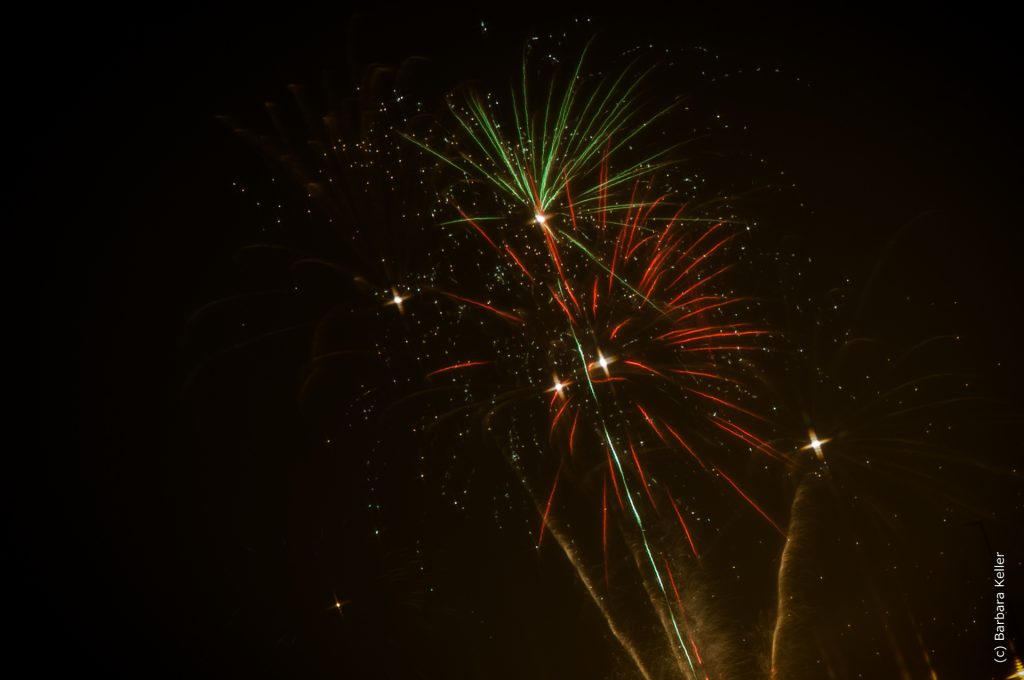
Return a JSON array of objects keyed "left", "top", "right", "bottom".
[
  {"left": 511, "top": 457, "right": 657, "bottom": 680},
  {"left": 770, "top": 472, "right": 811, "bottom": 678}
]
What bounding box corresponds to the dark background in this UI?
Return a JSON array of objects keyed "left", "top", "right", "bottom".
[{"left": 25, "top": 3, "right": 1022, "bottom": 677}]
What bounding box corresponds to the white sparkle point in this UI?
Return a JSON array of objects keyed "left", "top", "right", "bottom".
[
  {"left": 388, "top": 288, "right": 408, "bottom": 313},
  {"left": 803, "top": 429, "right": 828, "bottom": 461}
]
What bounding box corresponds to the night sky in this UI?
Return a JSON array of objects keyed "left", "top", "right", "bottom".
[{"left": 26, "top": 5, "right": 1024, "bottom": 678}]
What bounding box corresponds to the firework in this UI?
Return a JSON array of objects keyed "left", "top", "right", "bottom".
[
  {"left": 198, "top": 25, "right": 1014, "bottom": 679},
  {"left": 384, "top": 46, "right": 795, "bottom": 678}
]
